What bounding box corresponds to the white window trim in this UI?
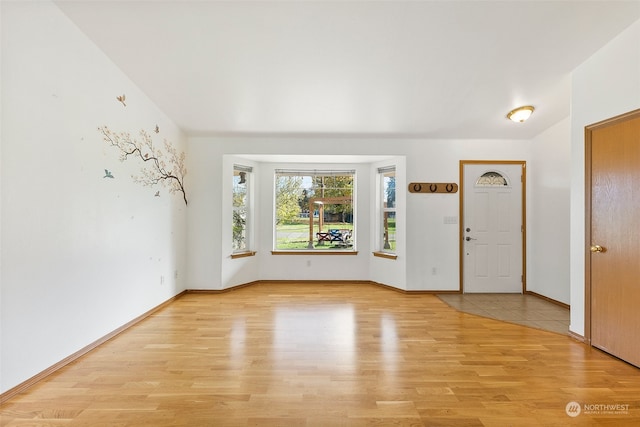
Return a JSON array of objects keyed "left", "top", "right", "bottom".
[
  {"left": 379, "top": 166, "right": 396, "bottom": 254},
  {"left": 232, "top": 164, "right": 252, "bottom": 254}
]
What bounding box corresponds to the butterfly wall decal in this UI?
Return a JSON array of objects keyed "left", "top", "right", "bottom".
[
  {"left": 154, "top": 191, "right": 160, "bottom": 197},
  {"left": 116, "top": 94, "right": 126, "bottom": 107},
  {"left": 154, "top": 125, "right": 160, "bottom": 133},
  {"left": 104, "top": 169, "right": 114, "bottom": 178}
]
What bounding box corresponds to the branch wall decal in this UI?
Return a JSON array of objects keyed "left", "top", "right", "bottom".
[{"left": 98, "top": 126, "right": 188, "bottom": 205}]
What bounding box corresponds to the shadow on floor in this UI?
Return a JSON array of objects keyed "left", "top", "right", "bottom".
[{"left": 437, "top": 293, "right": 570, "bottom": 335}]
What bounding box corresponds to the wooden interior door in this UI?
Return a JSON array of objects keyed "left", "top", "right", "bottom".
[{"left": 586, "top": 109, "right": 640, "bottom": 368}]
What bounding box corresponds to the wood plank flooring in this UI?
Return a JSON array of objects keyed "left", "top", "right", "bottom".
[{"left": 2, "top": 282, "right": 640, "bottom": 426}]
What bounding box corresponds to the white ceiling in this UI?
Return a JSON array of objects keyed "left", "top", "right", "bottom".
[{"left": 54, "top": 0, "right": 640, "bottom": 139}]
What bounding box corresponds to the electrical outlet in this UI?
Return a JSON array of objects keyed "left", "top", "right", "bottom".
[{"left": 160, "top": 275, "right": 165, "bottom": 285}]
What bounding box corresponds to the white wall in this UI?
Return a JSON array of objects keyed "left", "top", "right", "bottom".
[
  {"left": 404, "top": 139, "right": 533, "bottom": 291},
  {"left": 186, "top": 137, "right": 543, "bottom": 294},
  {"left": 569, "top": 19, "right": 640, "bottom": 336},
  {"left": 0, "top": 1, "right": 4, "bottom": 387},
  {"left": 1, "top": 1, "right": 187, "bottom": 393},
  {"left": 528, "top": 117, "right": 571, "bottom": 304},
  {"left": 186, "top": 140, "right": 224, "bottom": 289}
]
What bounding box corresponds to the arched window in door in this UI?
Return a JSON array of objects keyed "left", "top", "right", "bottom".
[{"left": 476, "top": 171, "right": 508, "bottom": 186}]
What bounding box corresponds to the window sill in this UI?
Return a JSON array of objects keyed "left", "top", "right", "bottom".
[
  {"left": 373, "top": 251, "right": 397, "bottom": 260},
  {"left": 271, "top": 250, "right": 358, "bottom": 256},
  {"left": 230, "top": 251, "right": 257, "bottom": 259}
]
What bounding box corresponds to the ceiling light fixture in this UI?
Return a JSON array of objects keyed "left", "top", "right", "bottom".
[{"left": 506, "top": 105, "right": 535, "bottom": 123}]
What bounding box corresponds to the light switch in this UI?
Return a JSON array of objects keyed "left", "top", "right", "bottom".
[{"left": 444, "top": 216, "right": 458, "bottom": 224}]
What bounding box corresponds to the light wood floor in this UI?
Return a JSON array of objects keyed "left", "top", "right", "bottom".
[{"left": 2, "top": 282, "right": 640, "bottom": 426}]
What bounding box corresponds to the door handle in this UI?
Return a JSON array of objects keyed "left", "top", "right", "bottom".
[
  {"left": 590, "top": 245, "right": 605, "bottom": 253},
  {"left": 465, "top": 236, "right": 477, "bottom": 241}
]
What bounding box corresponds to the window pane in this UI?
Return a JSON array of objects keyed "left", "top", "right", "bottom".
[
  {"left": 233, "top": 169, "right": 249, "bottom": 252},
  {"left": 233, "top": 174, "right": 247, "bottom": 207},
  {"left": 381, "top": 170, "right": 396, "bottom": 253},
  {"left": 232, "top": 209, "right": 247, "bottom": 251},
  {"left": 382, "top": 211, "right": 396, "bottom": 251},
  {"left": 275, "top": 172, "right": 355, "bottom": 251},
  {"left": 476, "top": 171, "right": 508, "bottom": 186},
  {"left": 383, "top": 172, "right": 396, "bottom": 208}
]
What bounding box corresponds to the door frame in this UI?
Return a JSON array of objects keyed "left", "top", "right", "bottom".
[
  {"left": 459, "top": 160, "right": 527, "bottom": 293},
  {"left": 584, "top": 108, "right": 640, "bottom": 345}
]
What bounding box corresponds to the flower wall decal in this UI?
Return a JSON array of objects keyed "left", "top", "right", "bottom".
[{"left": 98, "top": 126, "right": 187, "bottom": 205}]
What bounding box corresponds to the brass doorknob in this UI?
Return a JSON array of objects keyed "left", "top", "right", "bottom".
[{"left": 590, "top": 245, "right": 605, "bottom": 253}]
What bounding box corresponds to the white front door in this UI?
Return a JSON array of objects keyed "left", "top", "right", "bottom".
[{"left": 462, "top": 162, "right": 524, "bottom": 293}]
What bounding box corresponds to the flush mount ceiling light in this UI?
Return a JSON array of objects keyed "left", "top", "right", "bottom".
[{"left": 506, "top": 105, "right": 535, "bottom": 123}]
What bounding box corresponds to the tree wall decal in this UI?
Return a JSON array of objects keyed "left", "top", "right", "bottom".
[{"left": 98, "top": 126, "right": 188, "bottom": 205}]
